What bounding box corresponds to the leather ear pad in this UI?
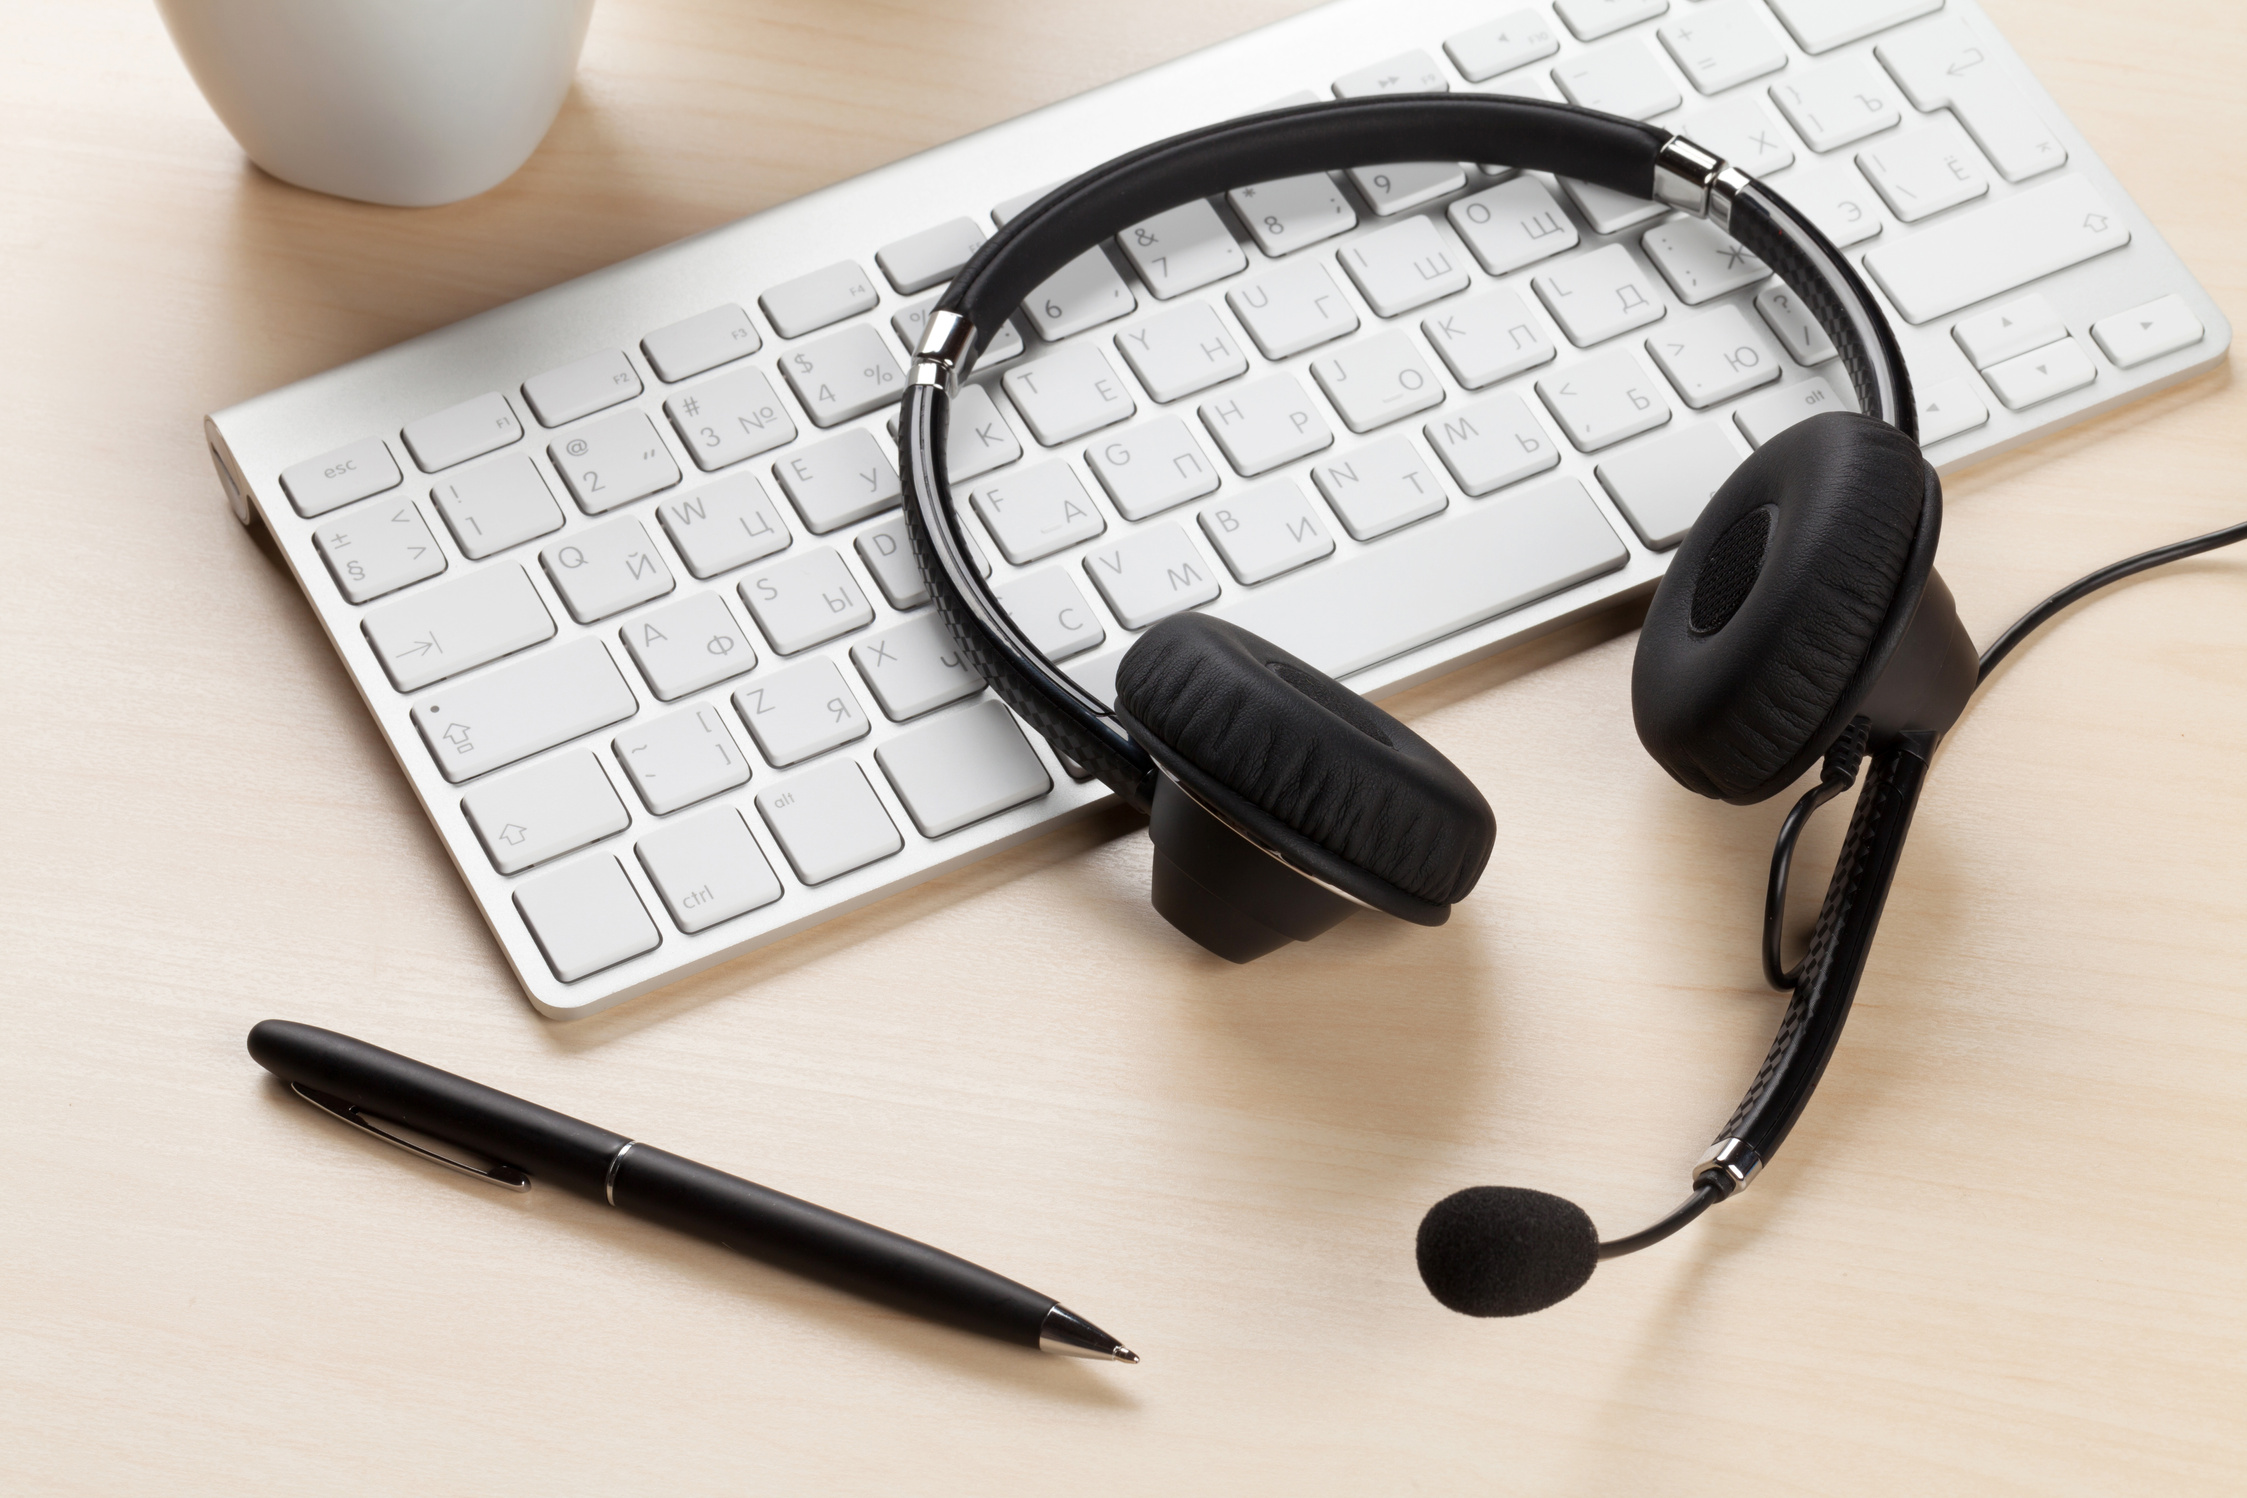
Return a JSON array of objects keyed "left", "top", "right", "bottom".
[
  {"left": 1112, "top": 614, "right": 1496, "bottom": 923},
  {"left": 1632, "top": 411, "right": 1938, "bottom": 804}
]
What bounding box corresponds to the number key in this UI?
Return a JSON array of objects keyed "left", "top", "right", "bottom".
[
  {"left": 548, "top": 409, "right": 683, "bottom": 513},
  {"left": 664, "top": 367, "right": 799, "bottom": 473},
  {"left": 779, "top": 324, "right": 904, "bottom": 427}
]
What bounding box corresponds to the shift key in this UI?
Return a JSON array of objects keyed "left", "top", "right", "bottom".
[
  {"left": 1863, "top": 175, "right": 2130, "bottom": 324},
  {"left": 414, "top": 637, "right": 638, "bottom": 782}
]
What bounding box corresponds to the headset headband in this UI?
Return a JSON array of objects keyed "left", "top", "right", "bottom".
[{"left": 897, "top": 96, "right": 1915, "bottom": 807}]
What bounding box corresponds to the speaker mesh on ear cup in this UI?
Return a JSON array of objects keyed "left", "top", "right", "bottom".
[
  {"left": 1632, "top": 412, "right": 1938, "bottom": 804},
  {"left": 1114, "top": 615, "right": 1496, "bottom": 914}
]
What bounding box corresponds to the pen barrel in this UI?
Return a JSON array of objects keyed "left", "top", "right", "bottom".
[
  {"left": 610, "top": 1145, "right": 1053, "bottom": 1347},
  {"left": 248, "top": 1021, "right": 627, "bottom": 1199}
]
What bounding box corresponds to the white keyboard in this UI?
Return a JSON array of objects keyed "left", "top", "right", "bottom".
[{"left": 205, "top": 0, "right": 2229, "bottom": 1019}]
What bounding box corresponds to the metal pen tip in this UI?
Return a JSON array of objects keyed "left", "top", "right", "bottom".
[{"left": 1039, "top": 1304, "right": 1138, "bottom": 1363}]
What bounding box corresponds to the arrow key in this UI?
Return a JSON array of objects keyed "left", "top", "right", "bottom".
[
  {"left": 462, "top": 752, "right": 630, "bottom": 875},
  {"left": 1982, "top": 334, "right": 2097, "bottom": 411},
  {"left": 2091, "top": 295, "right": 2206, "bottom": 369},
  {"left": 1953, "top": 293, "right": 2065, "bottom": 369}
]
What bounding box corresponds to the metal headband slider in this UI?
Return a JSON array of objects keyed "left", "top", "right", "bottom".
[
  {"left": 1653, "top": 137, "right": 1754, "bottom": 232},
  {"left": 910, "top": 309, "right": 976, "bottom": 390},
  {"left": 1694, "top": 1137, "right": 1764, "bottom": 1196}
]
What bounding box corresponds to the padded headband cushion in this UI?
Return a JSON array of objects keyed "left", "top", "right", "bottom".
[
  {"left": 1114, "top": 615, "right": 1496, "bottom": 917},
  {"left": 1632, "top": 412, "right": 1936, "bottom": 804}
]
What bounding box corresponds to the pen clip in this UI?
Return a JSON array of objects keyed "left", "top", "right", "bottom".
[{"left": 290, "top": 1083, "right": 533, "bottom": 1193}]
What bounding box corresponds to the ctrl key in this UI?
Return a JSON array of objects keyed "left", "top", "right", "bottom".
[
  {"left": 635, "top": 808, "right": 784, "bottom": 933},
  {"left": 756, "top": 759, "right": 904, "bottom": 885},
  {"left": 513, "top": 856, "right": 660, "bottom": 982}
]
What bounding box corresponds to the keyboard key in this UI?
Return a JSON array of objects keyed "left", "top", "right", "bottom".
[
  {"left": 1480, "top": 66, "right": 1565, "bottom": 104},
  {"left": 733, "top": 658, "right": 871, "bottom": 766},
  {"left": 972, "top": 461, "right": 1107, "bottom": 565},
  {"left": 522, "top": 350, "right": 643, "bottom": 428},
  {"left": 877, "top": 217, "right": 985, "bottom": 295},
  {"left": 413, "top": 636, "right": 639, "bottom": 783},
  {"left": 885, "top": 383, "right": 1022, "bottom": 481},
  {"left": 1347, "top": 162, "right": 1470, "bottom": 219},
  {"left": 1914, "top": 375, "right": 1991, "bottom": 444},
  {"left": 462, "top": 752, "right": 629, "bottom": 875},
  {"left": 1982, "top": 335, "right": 2096, "bottom": 410},
  {"left": 550, "top": 408, "right": 683, "bottom": 512},
  {"left": 1003, "top": 343, "right": 1137, "bottom": 445},
  {"left": 1023, "top": 249, "right": 1137, "bottom": 341},
  {"left": 1113, "top": 302, "right": 1248, "bottom": 403},
  {"left": 1199, "top": 374, "right": 1334, "bottom": 476},
  {"left": 541, "top": 516, "right": 674, "bottom": 624},
  {"left": 281, "top": 436, "right": 401, "bottom": 518},
  {"left": 1766, "top": 0, "right": 1942, "bottom": 55},
  {"left": 892, "top": 300, "right": 1023, "bottom": 368},
  {"left": 1116, "top": 200, "right": 1247, "bottom": 299},
  {"left": 1858, "top": 121, "right": 1989, "bottom": 222},
  {"left": 1199, "top": 481, "right": 1335, "bottom": 584},
  {"left": 1659, "top": 1, "right": 1786, "bottom": 94},
  {"left": 1679, "top": 96, "right": 1796, "bottom": 178},
  {"left": 876, "top": 699, "right": 1052, "bottom": 838},
  {"left": 1086, "top": 416, "right": 1221, "bottom": 520},
  {"left": 641, "top": 304, "right": 761, "bottom": 382},
  {"left": 1557, "top": 177, "right": 1667, "bottom": 236},
  {"left": 1332, "top": 49, "right": 1448, "bottom": 97},
  {"left": 656, "top": 472, "right": 792, "bottom": 578},
  {"left": 1863, "top": 175, "right": 2131, "bottom": 323},
  {"left": 1954, "top": 293, "right": 2065, "bottom": 369},
  {"left": 1876, "top": 21, "right": 2066, "bottom": 183},
  {"left": 2091, "top": 295, "right": 2205, "bottom": 369},
  {"left": 1310, "top": 437, "right": 1448, "bottom": 540},
  {"left": 756, "top": 759, "right": 904, "bottom": 884},
  {"left": 995, "top": 567, "right": 1107, "bottom": 661},
  {"left": 737, "top": 546, "right": 873, "bottom": 655},
  {"left": 1554, "top": 40, "right": 1682, "bottom": 121},
  {"left": 852, "top": 612, "right": 985, "bottom": 720},
  {"left": 1337, "top": 216, "right": 1471, "bottom": 317},
  {"left": 1443, "top": 10, "right": 1560, "bottom": 82},
  {"left": 1748, "top": 285, "right": 1834, "bottom": 370},
  {"left": 618, "top": 590, "right": 756, "bottom": 700},
  {"left": 1083, "top": 522, "right": 1221, "bottom": 629},
  {"left": 1782, "top": 162, "right": 1888, "bottom": 247},
  {"left": 1424, "top": 391, "right": 1562, "bottom": 494},
  {"left": 1733, "top": 377, "right": 1845, "bottom": 446},
  {"left": 402, "top": 392, "right": 523, "bottom": 473},
  {"left": 1536, "top": 351, "right": 1674, "bottom": 451},
  {"left": 1422, "top": 287, "right": 1558, "bottom": 390},
  {"left": 853, "top": 513, "right": 989, "bottom": 610},
  {"left": 1556, "top": 0, "right": 1668, "bottom": 44},
  {"left": 1228, "top": 259, "right": 1360, "bottom": 359},
  {"left": 1228, "top": 175, "right": 1358, "bottom": 256},
  {"left": 1214, "top": 477, "right": 1626, "bottom": 678},
  {"left": 513, "top": 856, "right": 660, "bottom": 982},
  {"left": 665, "top": 366, "right": 797, "bottom": 472},
  {"left": 990, "top": 180, "right": 1066, "bottom": 226},
  {"left": 1533, "top": 244, "right": 1667, "bottom": 347},
  {"left": 429, "top": 454, "right": 564, "bottom": 559},
  {"left": 1641, "top": 217, "right": 1771, "bottom": 306},
  {"left": 1769, "top": 57, "right": 1902, "bottom": 152},
  {"left": 634, "top": 807, "right": 783, "bottom": 933},
  {"left": 615, "top": 701, "right": 752, "bottom": 815},
  {"left": 773, "top": 427, "right": 900, "bottom": 533},
  {"left": 760, "top": 261, "right": 879, "bottom": 339},
  {"left": 315, "top": 499, "right": 447, "bottom": 603},
  {"left": 362, "top": 563, "right": 555, "bottom": 693},
  {"left": 1594, "top": 422, "right": 1745, "bottom": 549},
  {"left": 1311, "top": 330, "right": 1446, "bottom": 433},
  {"left": 1646, "top": 304, "right": 1784, "bottom": 408},
  {"left": 779, "top": 323, "right": 904, "bottom": 427}
]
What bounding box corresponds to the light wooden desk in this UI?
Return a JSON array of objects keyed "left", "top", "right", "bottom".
[{"left": 4, "top": 1, "right": 2242, "bottom": 1491}]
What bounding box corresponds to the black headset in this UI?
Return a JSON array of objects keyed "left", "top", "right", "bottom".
[{"left": 895, "top": 96, "right": 2242, "bottom": 1317}]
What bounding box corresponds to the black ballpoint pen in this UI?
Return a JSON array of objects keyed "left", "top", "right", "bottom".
[{"left": 247, "top": 1021, "right": 1138, "bottom": 1363}]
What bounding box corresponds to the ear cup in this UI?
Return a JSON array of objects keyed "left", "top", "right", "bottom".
[
  {"left": 1632, "top": 412, "right": 1939, "bottom": 804},
  {"left": 1113, "top": 614, "right": 1496, "bottom": 923}
]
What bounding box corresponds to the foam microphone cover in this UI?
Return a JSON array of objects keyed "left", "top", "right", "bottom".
[{"left": 1416, "top": 1186, "right": 1599, "bottom": 1316}]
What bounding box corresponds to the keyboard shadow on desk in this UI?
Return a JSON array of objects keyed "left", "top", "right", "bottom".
[{"left": 250, "top": 1077, "right": 1141, "bottom": 1406}]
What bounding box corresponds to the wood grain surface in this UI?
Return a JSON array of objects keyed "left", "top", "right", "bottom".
[{"left": 2, "top": 1, "right": 2241, "bottom": 1492}]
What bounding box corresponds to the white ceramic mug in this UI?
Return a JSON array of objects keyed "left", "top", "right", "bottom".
[{"left": 156, "top": 0, "right": 597, "bottom": 207}]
